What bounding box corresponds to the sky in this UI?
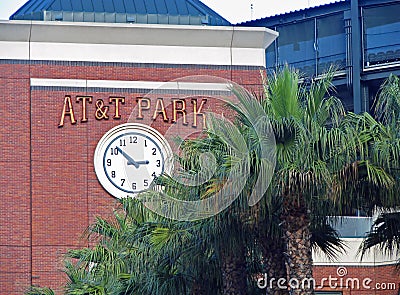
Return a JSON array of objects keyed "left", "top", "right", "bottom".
[{"left": 0, "top": 0, "right": 334, "bottom": 23}]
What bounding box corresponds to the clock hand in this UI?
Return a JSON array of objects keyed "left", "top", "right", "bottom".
[
  {"left": 116, "top": 147, "right": 139, "bottom": 168},
  {"left": 135, "top": 160, "right": 150, "bottom": 165}
]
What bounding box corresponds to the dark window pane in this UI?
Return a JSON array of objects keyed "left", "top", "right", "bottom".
[
  {"left": 317, "top": 13, "right": 346, "bottom": 74},
  {"left": 363, "top": 3, "right": 400, "bottom": 66},
  {"left": 266, "top": 41, "right": 276, "bottom": 71},
  {"left": 276, "top": 20, "right": 316, "bottom": 77}
]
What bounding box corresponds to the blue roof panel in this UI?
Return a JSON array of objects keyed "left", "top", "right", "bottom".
[
  {"left": 10, "top": 0, "right": 231, "bottom": 25},
  {"left": 70, "top": 0, "right": 83, "bottom": 12},
  {"left": 145, "top": 0, "right": 158, "bottom": 14},
  {"left": 103, "top": 0, "right": 116, "bottom": 13},
  {"left": 61, "top": 0, "right": 73, "bottom": 11},
  {"left": 164, "top": 0, "right": 178, "bottom": 14},
  {"left": 176, "top": 0, "right": 189, "bottom": 15},
  {"left": 112, "top": 0, "right": 126, "bottom": 13},
  {"left": 122, "top": 0, "right": 134, "bottom": 13},
  {"left": 134, "top": 0, "right": 146, "bottom": 14},
  {"left": 239, "top": 0, "right": 347, "bottom": 26},
  {"left": 49, "top": 0, "right": 61, "bottom": 10},
  {"left": 23, "top": 0, "right": 50, "bottom": 14},
  {"left": 92, "top": 0, "right": 104, "bottom": 12},
  {"left": 81, "top": 0, "right": 94, "bottom": 12},
  {"left": 153, "top": 0, "right": 168, "bottom": 14}
]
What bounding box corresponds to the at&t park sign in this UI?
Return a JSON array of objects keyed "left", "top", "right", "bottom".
[{"left": 58, "top": 95, "right": 208, "bottom": 128}]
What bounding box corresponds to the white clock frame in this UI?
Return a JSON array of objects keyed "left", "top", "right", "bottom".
[{"left": 94, "top": 123, "right": 173, "bottom": 199}]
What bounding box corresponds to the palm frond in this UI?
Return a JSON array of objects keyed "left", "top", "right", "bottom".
[
  {"left": 25, "top": 286, "right": 55, "bottom": 295},
  {"left": 360, "top": 211, "right": 400, "bottom": 258},
  {"left": 373, "top": 74, "right": 400, "bottom": 125},
  {"left": 311, "top": 215, "right": 347, "bottom": 261}
]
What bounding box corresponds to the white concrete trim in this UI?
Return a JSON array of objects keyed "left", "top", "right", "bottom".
[
  {"left": 31, "top": 78, "right": 233, "bottom": 92},
  {"left": 0, "top": 41, "right": 29, "bottom": 60},
  {"left": 31, "top": 78, "right": 87, "bottom": 88},
  {"left": 232, "top": 48, "right": 265, "bottom": 67},
  {"left": 0, "top": 20, "right": 278, "bottom": 67},
  {"left": 29, "top": 43, "right": 234, "bottom": 65},
  {"left": 313, "top": 238, "right": 399, "bottom": 266}
]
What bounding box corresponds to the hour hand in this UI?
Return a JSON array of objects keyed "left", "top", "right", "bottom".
[
  {"left": 135, "top": 160, "right": 150, "bottom": 165},
  {"left": 116, "top": 147, "right": 139, "bottom": 168}
]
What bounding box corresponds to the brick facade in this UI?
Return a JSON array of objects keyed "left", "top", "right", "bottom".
[
  {"left": 0, "top": 21, "right": 398, "bottom": 295},
  {"left": 314, "top": 265, "right": 399, "bottom": 295},
  {"left": 0, "top": 59, "right": 266, "bottom": 294}
]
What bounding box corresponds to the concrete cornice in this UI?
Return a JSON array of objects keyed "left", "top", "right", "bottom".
[
  {"left": 0, "top": 20, "right": 277, "bottom": 66},
  {"left": 0, "top": 20, "right": 277, "bottom": 49}
]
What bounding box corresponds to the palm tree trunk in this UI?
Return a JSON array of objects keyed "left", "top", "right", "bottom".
[
  {"left": 259, "top": 235, "right": 289, "bottom": 295},
  {"left": 191, "top": 281, "right": 207, "bottom": 295},
  {"left": 281, "top": 194, "right": 314, "bottom": 295},
  {"left": 220, "top": 244, "right": 247, "bottom": 295}
]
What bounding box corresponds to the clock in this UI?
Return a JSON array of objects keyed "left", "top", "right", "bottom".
[{"left": 94, "top": 123, "right": 173, "bottom": 199}]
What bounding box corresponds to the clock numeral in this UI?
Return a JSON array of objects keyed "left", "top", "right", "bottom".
[
  {"left": 144, "top": 140, "right": 147, "bottom": 147},
  {"left": 120, "top": 139, "right": 126, "bottom": 147},
  {"left": 156, "top": 160, "right": 161, "bottom": 167},
  {"left": 130, "top": 136, "right": 138, "bottom": 144},
  {"left": 107, "top": 159, "right": 112, "bottom": 166},
  {"left": 132, "top": 182, "right": 137, "bottom": 190},
  {"left": 121, "top": 179, "right": 125, "bottom": 186},
  {"left": 144, "top": 179, "right": 149, "bottom": 187},
  {"left": 152, "top": 148, "right": 157, "bottom": 155},
  {"left": 111, "top": 171, "right": 116, "bottom": 178},
  {"left": 110, "top": 147, "right": 119, "bottom": 156},
  {"left": 152, "top": 172, "right": 157, "bottom": 178}
]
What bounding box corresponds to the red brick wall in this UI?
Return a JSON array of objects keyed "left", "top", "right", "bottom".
[
  {"left": 0, "top": 63, "right": 32, "bottom": 294},
  {"left": 314, "top": 265, "right": 399, "bottom": 295},
  {"left": 0, "top": 60, "right": 265, "bottom": 294},
  {"left": 2, "top": 60, "right": 399, "bottom": 295}
]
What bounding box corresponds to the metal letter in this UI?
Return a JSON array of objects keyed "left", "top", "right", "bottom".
[
  {"left": 109, "top": 96, "right": 125, "bottom": 119},
  {"left": 76, "top": 96, "right": 92, "bottom": 123},
  {"left": 172, "top": 99, "right": 187, "bottom": 125},
  {"left": 58, "top": 95, "right": 77, "bottom": 127},
  {"left": 191, "top": 98, "right": 207, "bottom": 128},
  {"left": 152, "top": 98, "right": 169, "bottom": 122},
  {"left": 95, "top": 99, "right": 109, "bottom": 120},
  {"left": 136, "top": 97, "right": 150, "bottom": 119}
]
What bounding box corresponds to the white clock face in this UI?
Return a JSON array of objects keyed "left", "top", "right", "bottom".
[{"left": 94, "top": 123, "right": 172, "bottom": 198}]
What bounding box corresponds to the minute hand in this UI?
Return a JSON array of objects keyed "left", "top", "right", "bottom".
[
  {"left": 116, "top": 147, "right": 139, "bottom": 168},
  {"left": 133, "top": 160, "right": 150, "bottom": 165}
]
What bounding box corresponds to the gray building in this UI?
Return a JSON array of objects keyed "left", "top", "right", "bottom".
[{"left": 240, "top": 0, "right": 400, "bottom": 114}]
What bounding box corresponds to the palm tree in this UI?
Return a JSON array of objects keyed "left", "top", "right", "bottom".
[
  {"left": 138, "top": 66, "right": 354, "bottom": 294},
  {"left": 358, "top": 74, "right": 400, "bottom": 268},
  {"left": 59, "top": 95, "right": 348, "bottom": 295},
  {"left": 58, "top": 66, "right": 389, "bottom": 295},
  {"left": 25, "top": 287, "right": 55, "bottom": 295},
  {"left": 64, "top": 198, "right": 200, "bottom": 295},
  {"left": 160, "top": 132, "right": 253, "bottom": 295},
  {"left": 360, "top": 211, "right": 400, "bottom": 268},
  {"left": 143, "top": 67, "right": 351, "bottom": 294},
  {"left": 228, "top": 65, "right": 399, "bottom": 295}
]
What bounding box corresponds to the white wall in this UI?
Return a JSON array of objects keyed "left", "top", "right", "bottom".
[{"left": 0, "top": 21, "right": 278, "bottom": 66}]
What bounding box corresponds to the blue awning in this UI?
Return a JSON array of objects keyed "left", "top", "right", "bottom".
[{"left": 10, "top": 0, "right": 231, "bottom": 26}]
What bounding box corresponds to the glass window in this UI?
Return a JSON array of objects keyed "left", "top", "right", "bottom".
[
  {"left": 266, "top": 39, "right": 277, "bottom": 75},
  {"left": 329, "top": 216, "right": 373, "bottom": 238},
  {"left": 363, "top": 3, "right": 400, "bottom": 67},
  {"left": 317, "top": 13, "right": 346, "bottom": 74},
  {"left": 266, "top": 14, "right": 346, "bottom": 77},
  {"left": 276, "top": 20, "right": 316, "bottom": 76}
]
